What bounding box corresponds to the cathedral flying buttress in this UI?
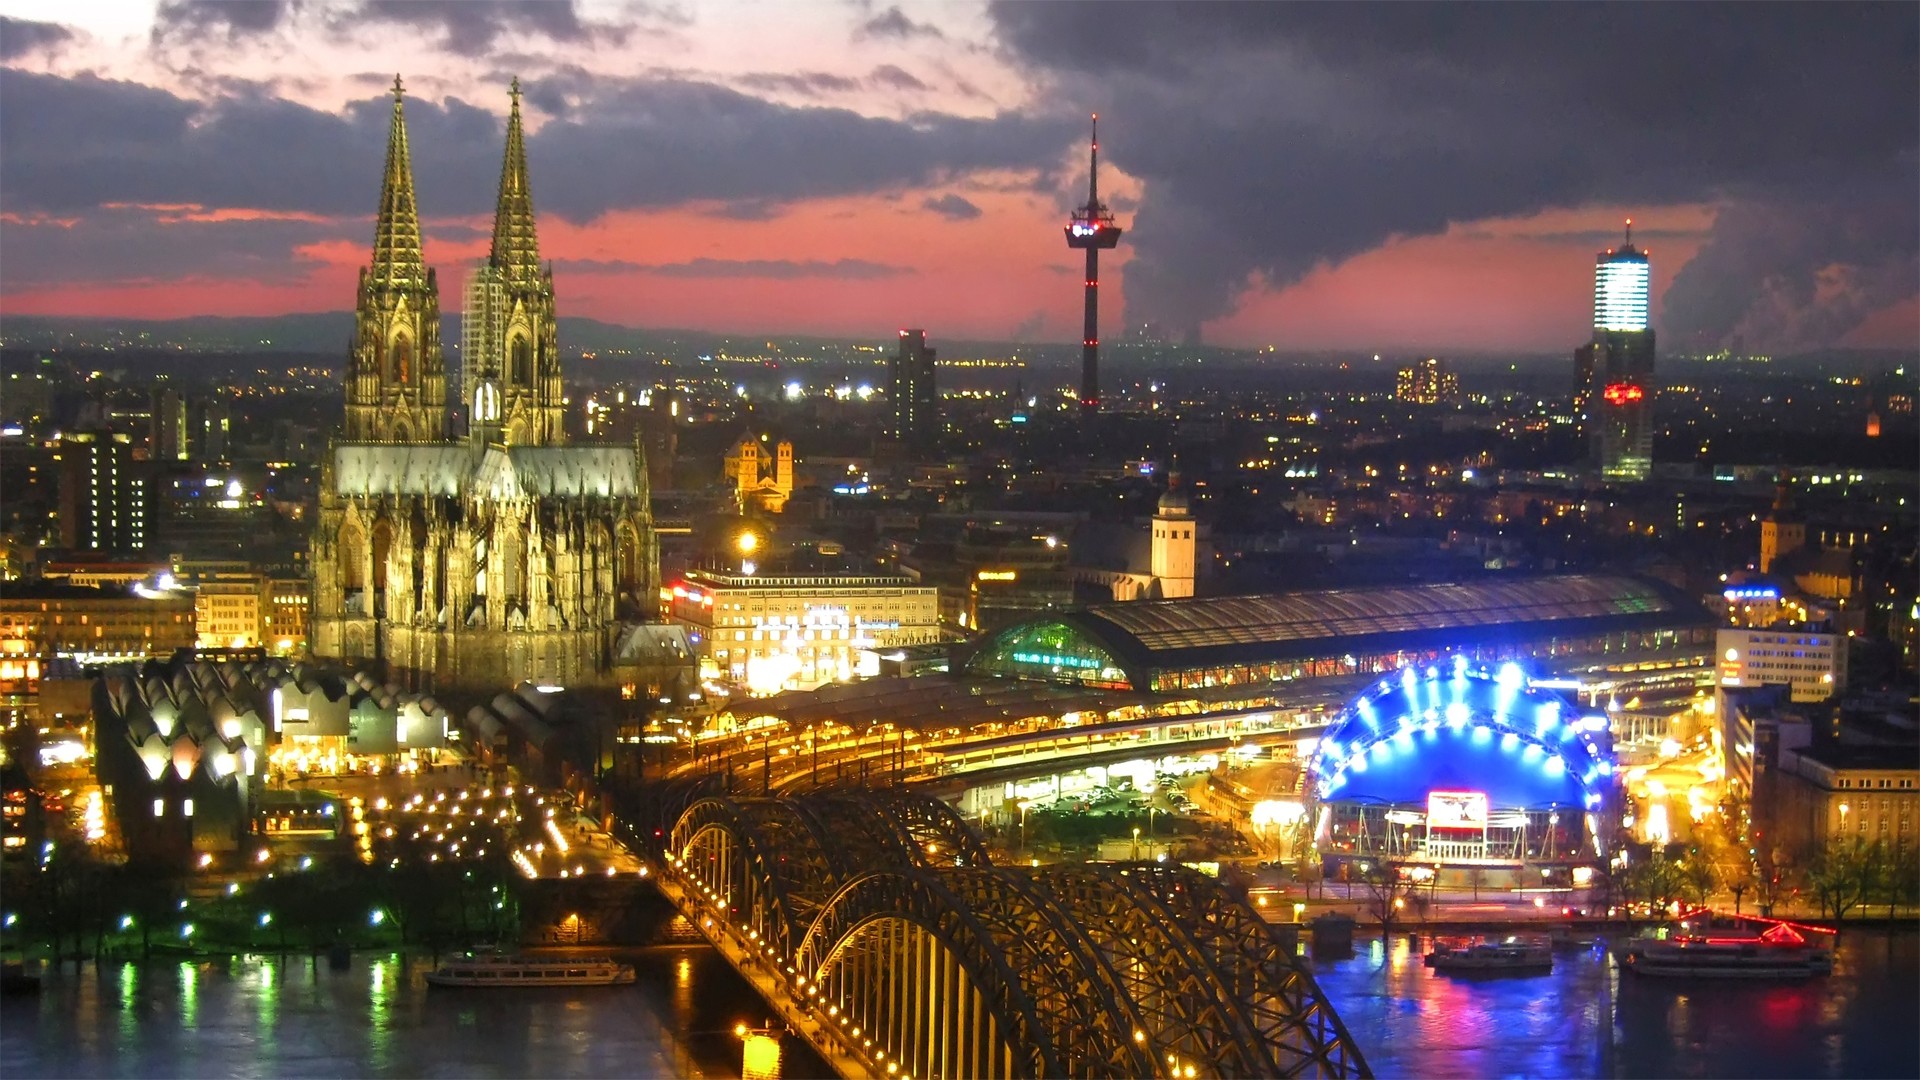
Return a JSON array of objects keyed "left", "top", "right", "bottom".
[{"left": 311, "top": 77, "right": 659, "bottom": 693}]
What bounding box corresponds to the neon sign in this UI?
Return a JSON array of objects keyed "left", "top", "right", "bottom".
[
  {"left": 1427, "top": 790, "right": 1489, "bottom": 829},
  {"left": 1603, "top": 383, "right": 1645, "bottom": 406},
  {"left": 1013, "top": 651, "right": 1098, "bottom": 670}
]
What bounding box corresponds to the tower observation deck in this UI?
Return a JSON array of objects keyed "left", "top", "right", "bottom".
[{"left": 1065, "top": 115, "right": 1123, "bottom": 416}]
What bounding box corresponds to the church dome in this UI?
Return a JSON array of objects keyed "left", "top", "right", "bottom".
[{"left": 1157, "top": 476, "right": 1189, "bottom": 516}]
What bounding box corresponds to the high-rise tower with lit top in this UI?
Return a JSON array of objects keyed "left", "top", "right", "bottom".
[
  {"left": 1064, "top": 116, "right": 1123, "bottom": 416},
  {"left": 1579, "top": 221, "right": 1655, "bottom": 481}
]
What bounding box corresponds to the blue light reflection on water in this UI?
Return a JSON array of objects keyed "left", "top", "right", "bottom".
[{"left": 1307, "top": 931, "right": 1920, "bottom": 1080}]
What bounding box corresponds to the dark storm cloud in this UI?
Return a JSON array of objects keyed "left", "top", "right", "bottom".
[
  {"left": 868, "top": 64, "right": 928, "bottom": 93},
  {"left": 0, "top": 69, "right": 501, "bottom": 217},
  {"left": 0, "top": 206, "right": 342, "bottom": 290},
  {"left": 152, "top": 0, "right": 300, "bottom": 41},
  {"left": 562, "top": 257, "right": 910, "bottom": 280},
  {"left": 524, "top": 75, "right": 1071, "bottom": 221},
  {"left": 990, "top": 1, "right": 1920, "bottom": 350},
  {"left": 856, "top": 6, "right": 944, "bottom": 42},
  {"left": 343, "top": 1, "right": 642, "bottom": 57},
  {"left": 0, "top": 69, "right": 1069, "bottom": 222},
  {"left": 738, "top": 71, "right": 864, "bottom": 97},
  {"left": 740, "top": 66, "right": 931, "bottom": 97},
  {"left": 0, "top": 16, "right": 76, "bottom": 60},
  {"left": 921, "top": 193, "right": 982, "bottom": 221},
  {"left": 1663, "top": 194, "right": 1920, "bottom": 354}
]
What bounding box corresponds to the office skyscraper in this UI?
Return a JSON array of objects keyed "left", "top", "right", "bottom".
[
  {"left": 891, "top": 329, "right": 938, "bottom": 457},
  {"left": 1395, "top": 358, "right": 1461, "bottom": 405},
  {"left": 56, "top": 431, "right": 147, "bottom": 552},
  {"left": 1581, "top": 222, "right": 1655, "bottom": 481}
]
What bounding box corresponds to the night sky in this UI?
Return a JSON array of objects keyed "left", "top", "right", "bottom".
[{"left": 0, "top": 1, "right": 1913, "bottom": 354}]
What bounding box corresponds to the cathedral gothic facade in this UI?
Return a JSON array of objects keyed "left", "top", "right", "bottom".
[{"left": 309, "top": 78, "right": 659, "bottom": 691}]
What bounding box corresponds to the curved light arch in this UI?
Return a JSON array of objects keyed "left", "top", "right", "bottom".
[{"left": 1309, "top": 658, "right": 1614, "bottom": 812}]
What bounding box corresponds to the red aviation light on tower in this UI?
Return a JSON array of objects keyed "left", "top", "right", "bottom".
[{"left": 1603, "top": 383, "right": 1645, "bottom": 406}]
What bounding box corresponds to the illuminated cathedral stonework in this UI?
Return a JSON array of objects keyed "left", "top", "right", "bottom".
[{"left": 310, "top": 78, "right": 658, "bottom": 690}]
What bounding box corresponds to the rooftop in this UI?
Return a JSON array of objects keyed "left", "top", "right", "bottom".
[{"left": 960, "top": 573, "right": 1709, "bottom": 689}]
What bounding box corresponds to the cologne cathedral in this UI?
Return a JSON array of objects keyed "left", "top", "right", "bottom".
[{"left": 309, "top": 78, "right": 659, "bottom": 691}]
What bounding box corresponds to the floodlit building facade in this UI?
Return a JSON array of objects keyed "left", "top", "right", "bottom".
[
  {"left": 308, "top": 78, "right": 658, "bottom": 691},
  {"left": 668, "top": 571, "right": 942, "bottom": 694}
]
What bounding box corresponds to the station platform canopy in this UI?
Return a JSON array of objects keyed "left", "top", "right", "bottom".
[
  {"left": 955, "top": 574, "right": 1709, "bottom": 694},
  {"left": 725, "top": 676, "right": 1147, "bottom": 736}
]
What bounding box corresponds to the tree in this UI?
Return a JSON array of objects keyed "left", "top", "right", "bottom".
[
  {"left": 1886, "top": 844, "right": 1920, "bottom": 920},
  {"left": 113, "top": 865, "right": 188, "bottom": 960},
  {"left": 1716, "top": 851, "right": 1758, "bottom": 915},
  {"left": 1622, "top": 851, "right": 1688, "bottom": 916},
  {"left": 1680, "top": 848, "right": 1718, "bottom": 908},
  {"left": 1806, "top": 838, "right": 1873, "bottom": 921},
  {"left": 1355, "top": 859, "right": 1420, "bottom": 933}
]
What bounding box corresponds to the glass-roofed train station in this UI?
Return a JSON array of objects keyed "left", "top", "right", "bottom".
[{"left": 955, "top": 574, "right": 1713, "bottom": 697}]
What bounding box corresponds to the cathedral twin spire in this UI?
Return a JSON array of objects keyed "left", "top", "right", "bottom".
[
  {"left": 490, "top": 79, "right": 542, "bottom": 288},
  {"left": 354, "top": 75, "right": 551, "bottom": 445},
  {"left": 370, "top": 75, "right": 542, "bottom": 290},
  {"left": 370, "top": 75, "right": 426, "bottom": 290}
]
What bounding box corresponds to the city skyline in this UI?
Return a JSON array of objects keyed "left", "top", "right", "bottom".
[{"left": 0, "top": 2, "right": 1914, "bottom": 355}]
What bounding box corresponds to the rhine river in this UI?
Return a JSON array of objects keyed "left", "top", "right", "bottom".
[{"left": 3, "top": 932, "right": 1915, "bottom": 1079}]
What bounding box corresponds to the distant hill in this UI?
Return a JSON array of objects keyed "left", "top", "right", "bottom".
[{"left": 0, "top": 311, "right": 684, "bottom": 356}]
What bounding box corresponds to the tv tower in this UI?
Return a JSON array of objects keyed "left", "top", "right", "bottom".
[{"left": 1064, "top": 114, "right": 1123, "bottom": 416}]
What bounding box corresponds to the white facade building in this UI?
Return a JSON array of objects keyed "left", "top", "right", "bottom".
[
  {"left": 1715, "top": 627, "right": 1844, "bottom": 704},
  {"left": 668, "top": 572, "right": 942, "bottom": 694}
]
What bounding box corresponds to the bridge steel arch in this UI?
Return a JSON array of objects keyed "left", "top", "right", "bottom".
[
  {"left": 669, "top": 796, "right": 836, "bottom": 959},
  {"left": 808, "top": 789, "right": 996, "bottom": 870},
  {"left": 1033, "top": 865, "right": 1277, "bottom": 1076},
  {"left": 933, "top": 867, "right": 1162, "bottom": 1078},
  {"left": 796, "top": 870, "right": 1063, "bottom": 1080},
  {"left": 656, "top": 791, "right": 1371, "bottom": 1079},
  {"left": 1118, "top": 863, "right": 1370, "bottom": 1077}
]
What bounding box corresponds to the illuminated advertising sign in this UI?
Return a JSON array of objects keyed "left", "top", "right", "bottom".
[
  {"left": 1427, "top": 790, "right": 1489, "bottom": 830},
  {"left": 1012, "top": 651, "right": 1098, "bottom": 670},
  {"left": 1603, "top": 383, "right": 1645, "bottom": 406}
]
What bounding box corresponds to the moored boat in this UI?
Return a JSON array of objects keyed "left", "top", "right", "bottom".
[
  {"left": 426, "top": 952, "right": 637, "bottom": 988},
  {"left": 1618, "top": 912, "right": 1833, "bottom": 980},
  {"left": 1426, "top": 938, "right": 1554, "bottom": 975}
]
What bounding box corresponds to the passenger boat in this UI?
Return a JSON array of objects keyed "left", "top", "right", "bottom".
[
  {"left": 1425, "top": 939, "right": 1554, "bottom": 975},
  {"left": 425, "top": 952, "right": 637, "bottom": 987},
  {"left": 1618, "top": 912, "right": 1833, "bottom": 980}
]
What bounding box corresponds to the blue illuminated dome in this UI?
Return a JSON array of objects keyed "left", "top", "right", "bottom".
[{"left": 1311, "top": 659, "right": 1614, "bottom": 821}]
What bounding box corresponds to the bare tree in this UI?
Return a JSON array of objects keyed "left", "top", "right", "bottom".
[
  {"left": 1806, "top": 838, "right": 1874, "bottom": 921},
  {"left": 1356, "top": 858, "right": 1421, "bottom": 934}
]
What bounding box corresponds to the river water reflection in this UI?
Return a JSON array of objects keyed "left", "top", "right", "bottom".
[
  {"left": 1, "top": 946, "right": 828, "bottom": 1079},
  {"left": 4, "top": 934, "right": 1914, "bottom": 1078},
  {"left": 1309, "top": 929, "right": 1919, "bottom": 1079}
]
